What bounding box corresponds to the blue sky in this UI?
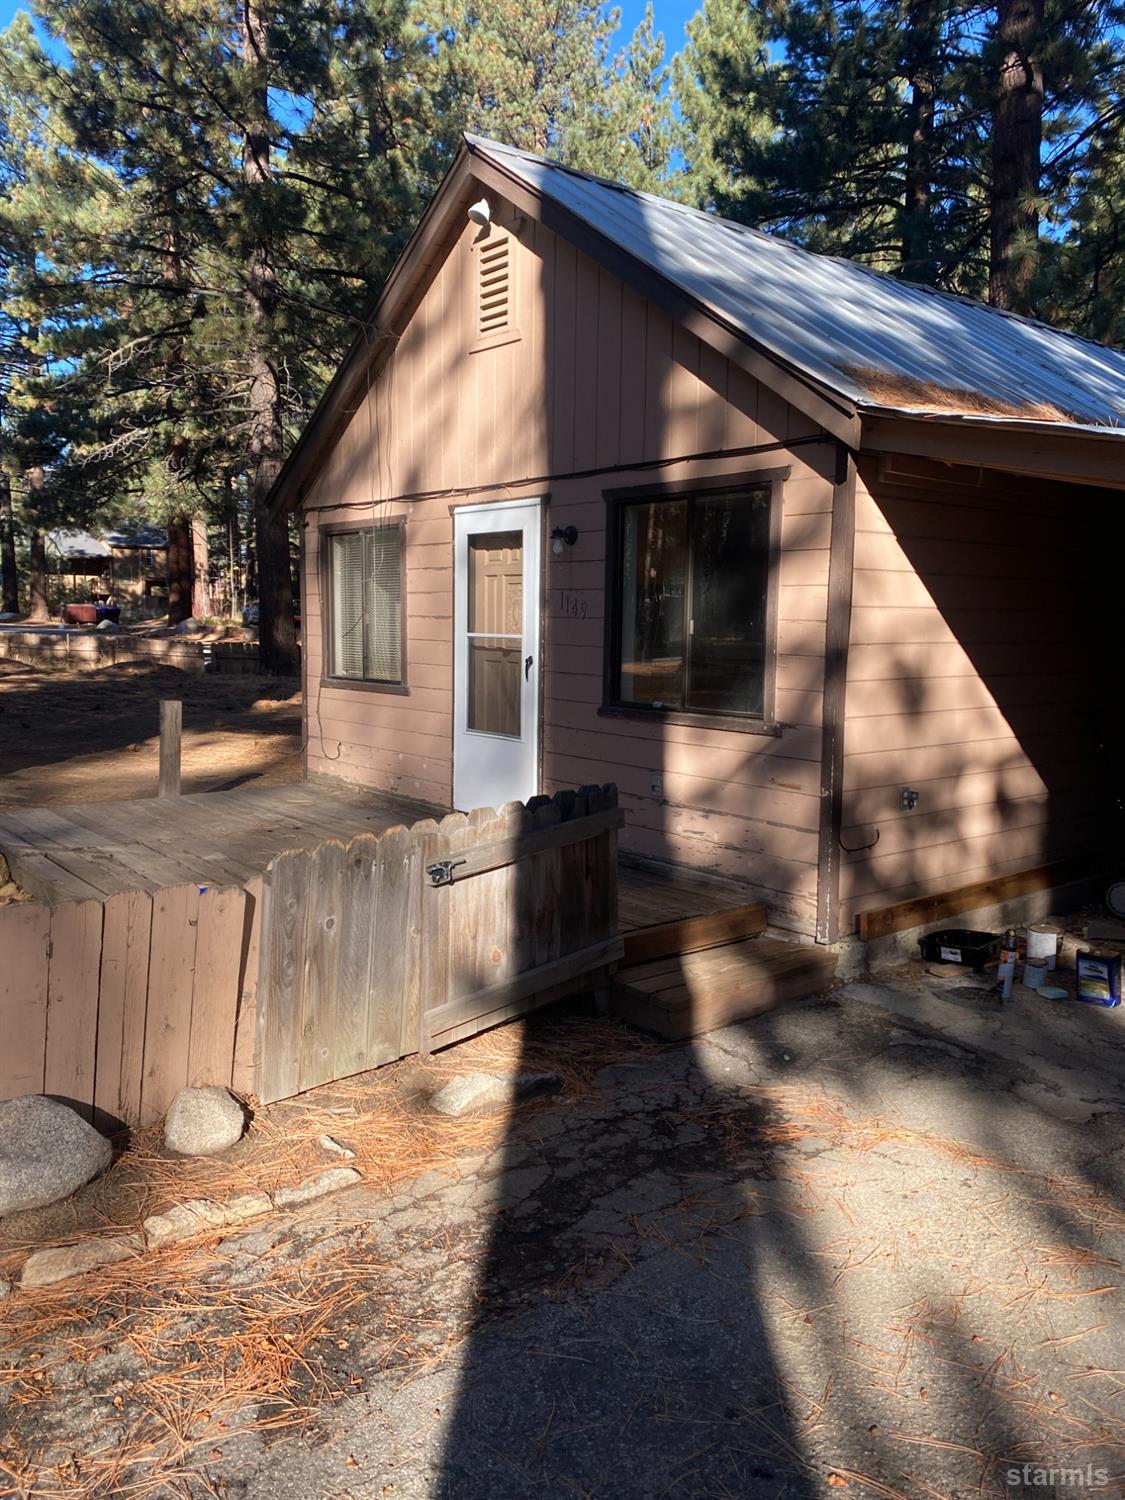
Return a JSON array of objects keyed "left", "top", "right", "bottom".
[{"left": 0, "top": 0, "right": 701, "bottom": 54}]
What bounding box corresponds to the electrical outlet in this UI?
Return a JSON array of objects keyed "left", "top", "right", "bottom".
[
  {"left": 649, "top": 773, "right": 663, "bottom": 797},
  {"left": 899, "top": 787, "right": 920, "bottom": 811}
]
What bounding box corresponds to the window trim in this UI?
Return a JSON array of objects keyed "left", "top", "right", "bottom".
[
  {"left": 319, "top": 517, "right": 408, "bottom": 693},
  {"left": 601, "top": 469, "right": 787, "bottom": 735}
]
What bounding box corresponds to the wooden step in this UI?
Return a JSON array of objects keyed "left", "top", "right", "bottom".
[
  {"left": 620, "top": 901, "right": 768, "bottom": 966},
  {"left": 612, "top": 935, "right": 837, "bottom": 1041}
]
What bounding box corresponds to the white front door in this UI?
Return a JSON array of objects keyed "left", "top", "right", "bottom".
[{"left": 453, "top": 498, "right": 542, "bottom": 812}]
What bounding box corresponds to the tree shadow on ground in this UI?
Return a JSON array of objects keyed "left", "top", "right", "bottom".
[{"left": 435, "top": 979, "right": 1125, "bottom": 1500}]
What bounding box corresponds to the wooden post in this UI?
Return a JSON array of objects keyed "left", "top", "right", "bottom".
[{"left": 158, "top": 698, "right": 182, "bottom": 798}]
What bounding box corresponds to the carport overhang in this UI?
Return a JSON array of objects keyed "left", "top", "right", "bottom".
[{"left": 860, "top": 410, "right": 1125, "bottom": 491}]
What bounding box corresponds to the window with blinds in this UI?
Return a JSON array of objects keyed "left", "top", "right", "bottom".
[
  {"left": 477, "top": 234, "right": 511, "bottom": 339},
  {"left": 327, "top": 525, "right": 404, "bottom": 684}
]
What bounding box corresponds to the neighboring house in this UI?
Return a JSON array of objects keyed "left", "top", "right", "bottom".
[
  {"left": 47, "top": 525, "right": 168, "bottom": 615},
  {"left": 269, "top": 135, "right": 1125, "bottom": 945}
]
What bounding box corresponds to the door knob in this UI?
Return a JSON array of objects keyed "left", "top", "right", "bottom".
[{"left": 525, "top": 654, "right": 533, "bottom": 680}]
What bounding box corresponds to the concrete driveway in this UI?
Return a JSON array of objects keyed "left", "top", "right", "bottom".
[{"left": 6, "top": 964, "right": 1125, "bottom": 1500}]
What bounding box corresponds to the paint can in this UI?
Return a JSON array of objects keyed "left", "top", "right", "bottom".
[
  {"left": 1021, "top": 957, "right": 1049, "bottom": 990},
  {"left": 1026, "top": 923, "right": 1059, "bottom": 970}
]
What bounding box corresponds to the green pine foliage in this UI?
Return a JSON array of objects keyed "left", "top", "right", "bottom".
[
  {"left": 675, "top": 0, "right": 1125, "bottom": 328},
  {"left": 415, "top": 0, "right": 623, "bottom": 163},
  {"left": 1, "top": 0, "right": 1123, "bottom": 637}
]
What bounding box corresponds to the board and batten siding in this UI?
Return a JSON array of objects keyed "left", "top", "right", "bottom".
[
  {"left": 301, "top": 195, "right": 836, "bottom": 933},
  {"left": 837, "top": 456, "right": 1104, "bottom": 934}
]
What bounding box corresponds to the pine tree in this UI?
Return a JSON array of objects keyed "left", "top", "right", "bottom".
[
  {"left": 418, "top": 0, "right": 623, "bottom": 165},
  {"left": 694, "top": 0, "right": 919, "bottom": 268},
  {"left": 572, "top": 5, "right": 677, "bottom": 192},
  {"left": 0, "top": 87, "right": 25, "bottom": 614},
  {"left": 1041, "top": 48, "right": 1125, "bottom": 341},
  {"left": 1, "top": 0, "right": 435, "bottom": 664},
  {"left": 672, "top": 0, "right": 774, "bottom": 212},
  {"left": 674, "top": 0, "right": 1125, "bottom": 321}
]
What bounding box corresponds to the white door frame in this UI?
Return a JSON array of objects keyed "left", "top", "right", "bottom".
[{"left": 452, "top": 497, "right": 543, "bottom": 812}]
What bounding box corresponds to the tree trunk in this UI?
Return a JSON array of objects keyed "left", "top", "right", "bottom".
[
  {"left": 242, "top": 0, "right": 299, "bottom": 677},
  {"left": 902, "top": 0, "right": 938, "bottom": 283},
  {"left": 988, "top": 0, "right": 1045, "bottom": 312},
  {"left": 27, "top": 530, "right": 48, "bottom": 621},
  {"left": 191, "top": 514, "right": 210, "bottom": 618},
  {"left": 0, "top": 472, "right": 18, "bottom": 614},
  {"left": 226, "top": 476, "right": 241, "bottom": 618},
  {"left": 24, "top": 465, "right": 49, "bottom": 620},
  {"left": 166, "top": 512, "right": 194, "bottom": 623},
  {"left": 245, "top": 540, "right": 258, "bottom": 603}
]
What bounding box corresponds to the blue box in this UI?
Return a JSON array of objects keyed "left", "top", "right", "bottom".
[{"left": 1076, "top": 951, "right": 1121, "bottom": 1007}]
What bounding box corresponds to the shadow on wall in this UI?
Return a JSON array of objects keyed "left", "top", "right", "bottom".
[{"left": 837, "top": 463, "right": 1122, "bottom": 928}]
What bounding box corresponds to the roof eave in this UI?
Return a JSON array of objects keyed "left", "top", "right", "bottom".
[{"left": 860, "top": 407, "right": 1125, "bottom": 489}]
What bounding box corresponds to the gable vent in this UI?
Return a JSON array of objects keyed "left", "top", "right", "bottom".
[{"left": 477, "top": 235, "right": 511, "bottom": 338}]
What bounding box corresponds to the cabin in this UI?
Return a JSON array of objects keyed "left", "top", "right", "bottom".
[
  {"left": 47, "top": 525, "right": 169, "bottom": 616},
  {"left": 270, "top": 135, "right": 1125, "bottom": 952}
]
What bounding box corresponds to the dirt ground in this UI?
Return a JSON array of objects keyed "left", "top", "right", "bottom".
[
  {"left": 2, "top": 958, "right": 1125, "bottom": 1500},
  {"left": 0, "top": 660, "right": 302, "bottom": 808},
  {"left": 3, "top": 663, "right": 1124, "bottom": 1497}
]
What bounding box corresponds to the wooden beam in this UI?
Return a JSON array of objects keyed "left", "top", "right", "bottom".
[
  {"left": 856, "top": 857, "right": 1096, "bottom": 942},
  {"left": 621, "top": 903, "right": 767, "bottom": 966},
  {"left": 158, "top": 698, "right": 182, "bottom": 799},
  {"left": 422, "top": 807, "right": 625, "bottom": 886},
  {"left": 861, "top": 413, "right": 1125, "bottom": 490},
  {"left": 816, "top": 443, "right": 857, "bottom": 946},
  {"left": 425, "top": 935, "right": 624, "bottom": 1043}
]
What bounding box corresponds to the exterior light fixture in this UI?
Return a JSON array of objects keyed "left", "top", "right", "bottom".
[
  {"left": 550, "top": 525, "right": 578, "bottom": 555},
  {"left": 468, "top": 197, "right": 491, "bottom": 227}
]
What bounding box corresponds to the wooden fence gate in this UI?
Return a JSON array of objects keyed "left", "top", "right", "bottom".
[{"left": 255, "top": 786, "right": 623, "bottom": 1104}]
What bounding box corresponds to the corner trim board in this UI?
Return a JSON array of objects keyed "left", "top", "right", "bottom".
[{"left": 815, "top": 443, "right": 857, "bottom": 946}]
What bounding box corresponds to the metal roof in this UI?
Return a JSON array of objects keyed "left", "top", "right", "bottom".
[
  {"left": 105, "top": 524, "right": 167, "bottom": 549},
  {"left": 47, "top": 529, "right": 112, "bottom": 559},
  {"left": 47, "top": 525, "right": 167, "bottom": 558},
  {"left": 469, "top": 135, "right": 1125, "bottom": 431}
]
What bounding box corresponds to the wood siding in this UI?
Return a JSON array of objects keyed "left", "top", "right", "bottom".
[
  {"left": 301, "top": 198, "right": 835, "bottom": 933},
  {"left": 838, "top": 455, "right": 1105, "bottom": 934}
]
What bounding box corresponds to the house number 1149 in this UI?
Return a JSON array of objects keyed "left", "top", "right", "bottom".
[{"left": 559, "top": 590, "right": 588, "bottom": 620}]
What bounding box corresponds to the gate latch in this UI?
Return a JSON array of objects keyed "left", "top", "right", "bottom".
[{"left": 425, "top": 858, "right": 466, "bottom": 887}]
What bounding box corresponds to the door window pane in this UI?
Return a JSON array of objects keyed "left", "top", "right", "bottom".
[
  {"left": 619, "top": 500, "right": 687, "bottom": 708},
  {"left": 687, "top": 491, "right": 769, "bottom": 715},
  {"left": 468, "top": 531, "right": 522, "bottom": 635},
  {"left": 468, "top": 637, "right": 521, "bottom": 736},
  {"left": 467, "top": 530, "right": 523, "bottom": 737}
]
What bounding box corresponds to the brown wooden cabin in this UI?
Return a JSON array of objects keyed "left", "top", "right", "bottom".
[
  {"left": 269, "top": 135, "right": 1125, "bottom": 950},
  {"left": 47, "top": 525, "right": 168, "bottom": 616}
]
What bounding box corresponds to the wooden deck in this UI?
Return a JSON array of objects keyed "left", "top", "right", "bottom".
[
  {"left": 615, "top": 859, "right": 836, "bottom": 1039},
  {"left": 0, "top": 784, "right": 764, "bottom": 935},
  {"left": 0, "top": 784, "right": 439, "bottom": 903},
  {"left": 0, "top": 783, "right": 836, "bottom": 1047}
]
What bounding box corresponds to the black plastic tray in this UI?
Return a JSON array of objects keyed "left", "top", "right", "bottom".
[{"left": 918, "top": 929, "right": 1001, "bottom": 966}]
